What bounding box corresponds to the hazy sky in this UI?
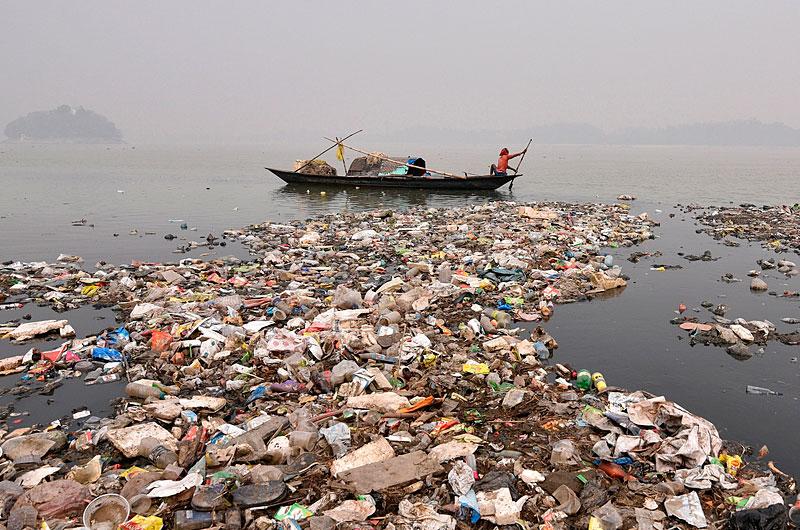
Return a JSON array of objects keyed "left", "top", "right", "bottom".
[{"left": 2, "top": 1, "right": 799, "bottom": 143}]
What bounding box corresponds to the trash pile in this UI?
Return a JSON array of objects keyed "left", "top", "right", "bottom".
[
  {"left": 0, "top": 201, "right": 797, "bottom": 529},
  {"left": 693, "top": 204, "right": 800, "bottom": 254},
  {"left": 673, "top": 313, "right": 800, "bottom": 359},
  {"left": 671, "top": 252, "right": 800, "bottom": 359}
]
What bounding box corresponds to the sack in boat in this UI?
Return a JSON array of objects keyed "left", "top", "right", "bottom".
[
  {"left": 366, "top": 152, "right": 387, "bottom": 167},
  {"left": 293, "top": 159, "right": 337, "bottom": 176}
]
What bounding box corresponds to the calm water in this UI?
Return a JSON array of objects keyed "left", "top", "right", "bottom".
[
  {"left": 1, "top": 143, "right": 799, "bottom": 474},
  {"left": 2, "top": 143, "right": 799, "bottom": 263}
]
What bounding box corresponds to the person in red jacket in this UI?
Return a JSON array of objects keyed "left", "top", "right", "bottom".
[{"left": 491, "top": 147, "right": 527, "bottom": 176}]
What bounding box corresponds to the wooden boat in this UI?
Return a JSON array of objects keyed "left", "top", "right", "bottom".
[
  {"left": 265, "top": 136, "right": 529, "bottom": 191},
  {"left": 265, "top": 167, "right": 518, "bottom": 190}
]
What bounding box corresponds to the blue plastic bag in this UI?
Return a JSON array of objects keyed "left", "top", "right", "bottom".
[
  {"left": 106, "top": 326, "right": 130, "bottom": 346},
  {"left": 458, "top": 490, "right": 481, "bottom": 524},
  {"left": 92, "top": 347, "right": 124, "bottom": 362}
]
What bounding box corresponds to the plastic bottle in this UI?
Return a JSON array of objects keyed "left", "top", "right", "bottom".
[
  {"left": 289, "top": 430, "right": 318, "bottom": 451},
  {"left": 597, "top": 461, "right": 634, "bottom": 481},
  {"left": 533, "top": 341, "right": 550, "bottom": 359},
  {"left": 464, "top": 453, "right": 478, "bottom": 474},
  {"left": 174, "top": 510, "right": 222, "bottom": 530},
  {"left": 719, "top": 454, "right": 743, "bottom": 476},
  {"left": 129, "top": 494, "right": 152, "bottom": 515},
  {"left": 576, "top": 369, "right": 592, "bottom": 390},
  {"left": 789, "top": 495, "right": 800, "bottom": 525},
  {"left": 153, "top": 382, "right": 180, "bottom": 395},
  {"left": 90, "top": 373, "right": 120, "bottom": 385},
  {"left": 482, "top": 308, "right": 511, "bottom": 328},
  {"left": 125, "top": 382, "right": 164, "bottom": 400},
  {"left": 592, "top": 372, "right": 607, "bottom": 392},
  {"left": 746, "top": 385, "right": 782, "bottom": 395},
  {"left": 378, "top": 310, "right": 402, "bottom": 326},
  {"left": 479, "top": 315, "right": 496, "bottom": 333},
  {"left": 139, "top": 437, "right": 178, "bottom": 469}
]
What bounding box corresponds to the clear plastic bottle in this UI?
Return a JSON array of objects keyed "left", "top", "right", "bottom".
[
  {"left": 533, "top": 341, "right": 550, "bottom": 359},
  {"left": 139, "top": 437, "right": 178, "bottom": 469},
  {"left": 789, "top": 495, "right": 800, "bottom": 525},
  {"left": 125, "top": 382, "right": 164, "bottom": 400},
  {"left": 482, "top": 308, "right": 511, "bottom": 328},
  {"left": 90, "top": 373, "right": 120, "bottom": 384}
]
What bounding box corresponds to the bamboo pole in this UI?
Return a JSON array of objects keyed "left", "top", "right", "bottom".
[
  {"left": 294, "top": 129, "right": 363, "bottom": 174},
  {"left": 323, "top": 137, "right": 467, "bottom": 180},
  {"left": 335, "top": 136, "right": 348, "bottom": 176}
]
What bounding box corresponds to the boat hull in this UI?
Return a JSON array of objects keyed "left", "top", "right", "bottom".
[{"left": 265, "top": 168, "right": 516, "bottom": 190}]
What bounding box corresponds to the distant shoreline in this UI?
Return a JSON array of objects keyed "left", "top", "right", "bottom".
[{"left": 2, "top": 138, "right": 126, "bottom": 145}]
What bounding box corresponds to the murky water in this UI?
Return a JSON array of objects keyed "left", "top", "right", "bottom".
[
  {"left": 545, "top": 202, "right": 799, "bottom": 476},
  {"left": 2, "top": 143, "right": 798, "bottom": 263},
  {"left": 1, "top": 143, "right": 798, "bottom": 474}
]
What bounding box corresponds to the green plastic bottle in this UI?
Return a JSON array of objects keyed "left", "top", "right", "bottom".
[{"left": 576, "top": 369, "right": 592, "bottom": 390}]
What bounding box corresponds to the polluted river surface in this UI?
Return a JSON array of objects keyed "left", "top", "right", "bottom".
[
  {"left": 2, "top": 200, "right": 799, "bottom": 481},
  {"left": 0, "top": 144, "right": 799, "bottom": 527}
]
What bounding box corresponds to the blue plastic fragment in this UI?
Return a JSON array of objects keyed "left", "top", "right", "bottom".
[
  {"left": 91, "top": 347, "right": 124, "bottom": 362},
  {"left": 245, "top": 384, "right": 267, "bottom": 404},
  {"left": 458, "top": 490, "right": 481, "bottom": 524}
]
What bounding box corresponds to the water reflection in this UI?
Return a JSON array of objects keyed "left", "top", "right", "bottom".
[{"left": 273, "top": 184, "right": 513, "bottom": 218}]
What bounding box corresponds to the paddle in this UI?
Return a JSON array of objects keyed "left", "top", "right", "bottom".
[
  {"left": 294, "top": 129, "right": 363, "bottom": 174},
  {"left": 509, "top": 139, "right": 532, "bottom": 190},
  {"left": 512, "top": 139, "right": 533, "bottom": 174}
]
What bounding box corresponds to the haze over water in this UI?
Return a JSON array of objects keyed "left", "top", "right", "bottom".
[{"left": 2, "top": 142, "right": 798, "bottom": 264}]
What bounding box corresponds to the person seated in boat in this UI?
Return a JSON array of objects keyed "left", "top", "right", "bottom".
[{"left": 490, "top": 147, "right": 526, "bottom": 176}]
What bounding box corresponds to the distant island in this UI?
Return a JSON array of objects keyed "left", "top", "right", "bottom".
[
  {"left": 4, "top": 105, "right": 123, "bottom": 143},
  {"left": 380, "top": 119, "right": 800, "bottom": 147}
]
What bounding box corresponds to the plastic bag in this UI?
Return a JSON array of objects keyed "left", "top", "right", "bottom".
[
  {"left": 150, "top": 330, "right": 172, "bottom": 353},
  {"left": 92, "top": 347, "right": 124, "bottom": 362},
  {"left": 106, "top": 325, "right": 130, "bottom": 346},
  {"left": 120, "top": 515, "right": 164, "bottom": 530},
  {"left": 332, "top": 285, "right": 363, "bottom": 309}
]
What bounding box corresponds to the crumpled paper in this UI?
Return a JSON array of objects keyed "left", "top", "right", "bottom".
[{"left": 664, "top": 491, "right": 707, "bottom": 528}]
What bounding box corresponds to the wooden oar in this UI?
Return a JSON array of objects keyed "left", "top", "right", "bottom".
[
  {"left": 323, "top": 137, "right": 467, "bottom": 180},
  {"left": 294, "top": 129, "right": 363, "bottom": 174},
  {"left": 512, "top": 139, "right": 533, "bottom": 174},
  {"left": 508, "top": 139, "right": 532, "bottom": 191}
]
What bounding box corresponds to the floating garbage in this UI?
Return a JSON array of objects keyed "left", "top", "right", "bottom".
[{"left": 0, "top": 200, "right": 794, "bottom": 529}]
